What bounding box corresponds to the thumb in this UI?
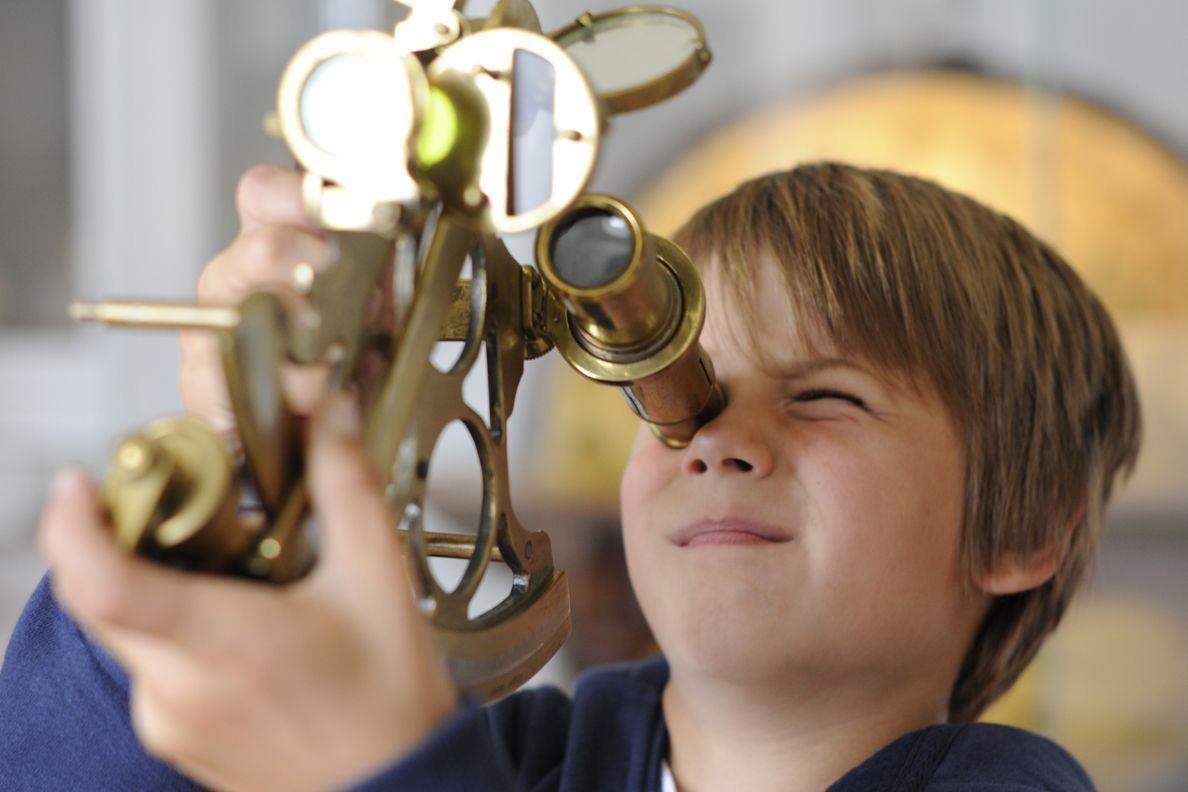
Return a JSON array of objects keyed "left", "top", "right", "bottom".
[
  {"left": 234, "top": 164, "right": 322, "bottom": 236},
  {"left": 306, "top": 392, "right": 408, "bottom": 589}
]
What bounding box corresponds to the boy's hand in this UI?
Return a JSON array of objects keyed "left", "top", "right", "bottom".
[
  {"left": 40, "top": 393, "right": 458, "bottom": 792},
  {"left": 180, "top": 164, "right": 342, "bottom": 457}
]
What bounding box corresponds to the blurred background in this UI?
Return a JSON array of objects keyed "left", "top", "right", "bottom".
[{"left": 1, "top": 1, "right": 1185, "bottom": 789}]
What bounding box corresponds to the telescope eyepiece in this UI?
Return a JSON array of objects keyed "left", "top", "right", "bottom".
[{"left": 549, "top": 208, "right": 635, "bottom": 290}]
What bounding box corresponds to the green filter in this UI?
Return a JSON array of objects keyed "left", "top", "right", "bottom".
[{"left": 415, "top": 85, "right": 460, "bottom": 168}]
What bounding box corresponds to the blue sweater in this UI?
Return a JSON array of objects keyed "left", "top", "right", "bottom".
[{"left": 1, "top": 576, "right": 1095, "bottom": 790}]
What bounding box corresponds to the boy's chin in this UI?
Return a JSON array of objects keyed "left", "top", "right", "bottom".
[
  {"left": 665, "top": 636, "right": 814, "bottom": 686},
  {"left": 652, "top": 604, "right": 825, "bottom": 684}
]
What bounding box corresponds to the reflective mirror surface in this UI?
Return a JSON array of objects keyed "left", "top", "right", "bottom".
[
  {"left": 511, "top": 49, "right": 556, "bottom": 215},
  {"left": 556, "top": 10, "right": 701, "bottom": 95}
]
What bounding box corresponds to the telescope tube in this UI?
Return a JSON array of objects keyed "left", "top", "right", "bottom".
[{"left": 536, "top": 194, "right": 723, "bottom": 447}]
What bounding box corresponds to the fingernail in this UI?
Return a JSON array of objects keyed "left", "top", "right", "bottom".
[
  {"left": 51, "top": 468, "right": 88, "bottom": 499},
  {"left": 323, "top": 391, "right": 361, "bottom": 438}
]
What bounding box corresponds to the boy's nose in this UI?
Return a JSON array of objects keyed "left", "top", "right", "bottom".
[{"left": 679, "top": 407, "right": 775, "bottom": 477}]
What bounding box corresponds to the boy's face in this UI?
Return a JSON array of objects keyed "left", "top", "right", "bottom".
[{"left": 620, "top": 258, "right": 990, "bottom": 692}]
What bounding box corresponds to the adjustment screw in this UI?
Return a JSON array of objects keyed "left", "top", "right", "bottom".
[{"left": 115, "top": 438, "right": 155, "bottom": 478}]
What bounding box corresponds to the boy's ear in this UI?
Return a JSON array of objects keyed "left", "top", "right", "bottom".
[
  {"left": 974, "top": 508, "right": 1088, "bottom": 593},
  {"left": 974, "top": 507, "right": 1081, "bottom": 596},
  {"left": 975, "top": 547, "right": 1062, "bottom": 595}
]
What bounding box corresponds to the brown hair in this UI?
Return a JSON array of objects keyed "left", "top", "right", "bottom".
[{"left": 673, "top": 162, "right": 1142, "bottom": 722}]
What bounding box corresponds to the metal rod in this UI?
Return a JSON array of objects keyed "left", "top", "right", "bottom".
[
  {"left": 70, "top": 301, "right": 240, "bottom": 330},
  {"left": 416, "top": 529, "right": 504, "bottom": 563}
]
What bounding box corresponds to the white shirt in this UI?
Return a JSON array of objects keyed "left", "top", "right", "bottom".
[{"left": 660, "top": 758, "right": 678, "bottom": 792}]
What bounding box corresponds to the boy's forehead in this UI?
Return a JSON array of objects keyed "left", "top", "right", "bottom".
[
  {"left": 698, "top": 251, "right": 918, "bottom": 395},
  {"left": 700, "top": 253, "right": 837, "bottom": 363}
]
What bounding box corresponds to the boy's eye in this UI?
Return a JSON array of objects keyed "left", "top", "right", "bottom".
[{"left": 792, "top": 389, "right": 868, "bottom": 410}]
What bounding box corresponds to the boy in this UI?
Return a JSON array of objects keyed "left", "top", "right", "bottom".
[{"left": 0, "top": 162, "right": 1139, "bottom": 790}]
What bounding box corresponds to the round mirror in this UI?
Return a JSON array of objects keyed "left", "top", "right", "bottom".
[{"left": 552, "top": 7, "right": 710, "bottom": 114}]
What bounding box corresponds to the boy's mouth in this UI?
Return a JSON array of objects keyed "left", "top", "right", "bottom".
[{"left": 672, "top": 518, "right": 792, "bottom": 548}]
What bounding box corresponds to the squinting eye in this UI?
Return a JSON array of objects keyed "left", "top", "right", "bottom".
[{"left": 794, "top": 389, "right": 868, "bottom": 410}]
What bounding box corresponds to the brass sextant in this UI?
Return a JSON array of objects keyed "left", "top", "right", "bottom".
[{"left": 71, "top": 0, "right": 721, "bottom": 701}]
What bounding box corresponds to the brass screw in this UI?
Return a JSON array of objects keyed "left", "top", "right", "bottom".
[
  {"left": 292, "top": 262, "right": 316, "bottom": 295},
  {"left": 115, "top": 438, "right": 154, "bottom": 478},
  {"left": 261, "top": 111, "right": 282, "bottom": 139},
  {"left": 258, "top": 537, "right": 282, "bottom": 560},
  {"left": 462, "top": 186, "right": 484, "bottom": 208}
]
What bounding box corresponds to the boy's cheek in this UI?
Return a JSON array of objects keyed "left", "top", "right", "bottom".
[{"left": 620, "top": 426, "right": 684, "bottom": 526}]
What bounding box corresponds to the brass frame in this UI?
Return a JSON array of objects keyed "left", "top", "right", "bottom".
[
  {"left": 360, "top": 217, "right": 570, "bottom": 696},
  {"left": 391, "top": 0, "right": 466, "bottom": 53},
  {"left": 426, "top": 28, "right": 602, "bottom": 233},
  {"left": 550, "top": 5, "right": 711, "bottom": 115},
  {"left": 479, "top": 0, "right": 542, "bottom": 32},
  {"left": 69, "top": 0, "right": 721, "bottom": 699}
]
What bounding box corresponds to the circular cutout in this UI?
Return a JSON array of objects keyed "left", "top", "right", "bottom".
[
  {"left": 424, "top": 419, "right": 487, "bottom": 595},
  {"left": 430, "top": 245, "right": 486, "bottom": 375},
  {"left": 552, "top": 7, "right": 710, "bottom": 114}
]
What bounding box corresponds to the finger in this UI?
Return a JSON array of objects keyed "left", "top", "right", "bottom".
[
  {"left": 281, "top": 364, "right": 333, "bottom": 416},
  {"left": 196, "top": 224, "right": 331, "bottom": 308},
  {"left": 40, "top": 468, "right": 279, "bottom": 655},
  {"left": 129, "top": 675, "right": 241, "bottom": 789},
  {"left": 179, "top": 326, "right": 332, "bottom": 437},
  {"left": 370, "top": 258, "right": 399, "bottom": 333},
  {"left": 131, "top": 670, "right": 238, "bottom": 764},
  {"left": 183, "top": 224, "right": 332, "bottom": 435},
  {"left": 40, "top": 468, "right": 133, "bottom": 617},
  {"left": 234, "top": 164, "right": 322, "bottom": 236},
  {"left": 306, "top": 392, "right": 410, "bottom": 591},
  {"left": 178, "top": 331, "right": 240, "bottom": 454},
  {"left": 37, "top": 469, "right": 180, "bottom": 667}
]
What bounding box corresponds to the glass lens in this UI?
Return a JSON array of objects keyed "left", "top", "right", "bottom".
[
  {"left": 550, "top": 208, "right": 635, "bottom": 289},
  {"left": 557, "top": 11, "right": 699, "bottom": 95},
  {"left": 300, "top": 53, "right": 404, "bottom": 162}
]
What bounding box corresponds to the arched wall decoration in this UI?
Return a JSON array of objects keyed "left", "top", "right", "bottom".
[{"left": 637, "top": 70, "right": 1188, "bottom": 317}]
